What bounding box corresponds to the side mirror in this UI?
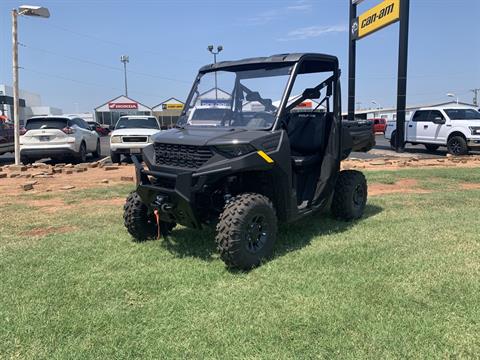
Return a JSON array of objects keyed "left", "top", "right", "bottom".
[
  {"left": 433, "top": 117, "right": 445, "bottom": 125},
  {"left": 302, "top": 88, "right": 321, "bottom": 99}
]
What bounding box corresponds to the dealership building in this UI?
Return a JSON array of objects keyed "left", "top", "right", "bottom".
[{"left": 94, "top": 95, "right": 152, "bottom": 126}]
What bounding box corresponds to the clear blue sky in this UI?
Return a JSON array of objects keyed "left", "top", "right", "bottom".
[{"left": 1, "top": 0, "right": 479, "bottom": 113}]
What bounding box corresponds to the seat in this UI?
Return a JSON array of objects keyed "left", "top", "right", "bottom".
[{"left": 285, "top": 111, "right": 331, "bottom": 206}]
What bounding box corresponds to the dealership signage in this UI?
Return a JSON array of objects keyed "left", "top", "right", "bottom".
[
  {"left": 108, "top": 102, "right": 138, "bottom": 110},
  {"left": 352, "top": 0, "right": 400, "bottom": 39},
  {"left": 200, "top": 99, "right": 232, "bottom": 107},
  {"left": 162, "top": 103, "right": 184, "bottom": 110}
]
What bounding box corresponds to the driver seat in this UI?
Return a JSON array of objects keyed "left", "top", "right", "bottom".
[{"left": 286, "top": 112, "right": 330, "bottom": 206}]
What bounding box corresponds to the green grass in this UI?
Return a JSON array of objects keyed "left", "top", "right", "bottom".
[{"left": 1, "top": 167, "right": 480, "bottom": 359}]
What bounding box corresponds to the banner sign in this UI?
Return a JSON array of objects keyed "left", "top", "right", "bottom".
[
  {"left": 200, "top": 99, "right": 232, "bottom": 107},
  {"left": 162, "top": 103, "right": 184, "bottom": 110},
  {"left": 352, "top": 0, "right": 400, "bottom": 40},
  {"left": 108, "top": 102, "right": 138, "bottom": 110}
]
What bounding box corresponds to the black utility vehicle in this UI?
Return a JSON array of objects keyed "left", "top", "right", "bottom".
[{"left": 124, "top": 53, "right": 370, "bottom": 269}]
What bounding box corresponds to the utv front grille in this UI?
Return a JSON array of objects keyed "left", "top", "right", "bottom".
[{"left": 154, "top": 143, "right": 214, "bottom": 169}]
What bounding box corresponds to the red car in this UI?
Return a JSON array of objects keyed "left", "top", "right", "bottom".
[
  {"left": 87, "top": 121, "right": 110, "bottom": 136},
  {"left": 372, "top": 118, "right": 387, "bottom": 133}
]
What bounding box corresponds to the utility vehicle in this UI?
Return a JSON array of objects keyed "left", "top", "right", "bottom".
[
  {"left": 124, "top": 53, "right": 369, "bottom": 269},
  {"left": 385, "top": 106, "right": 480, "bottom": 155}
]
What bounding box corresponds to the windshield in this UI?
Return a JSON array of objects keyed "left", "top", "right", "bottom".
[
  {"left": 115, "top": 117, "right": 159, "bottom": 129},
  {"left": 178, "top": 65, "right": 293, "bottom": 129},
  {"left": 26, "top": 118, "right": 68, "bottom": 130},
  {"left": 445, "top": 109, "right": 480, "bottom": 120}
]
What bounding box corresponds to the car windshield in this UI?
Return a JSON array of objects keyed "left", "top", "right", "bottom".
[
  {"left": 26, "top": 117, "right": 68, "bottom": 130},
  {"left": 178, "top": 65, "right": 293, "bottom": 129},
  {"left": 445, "top": 109, "right": 480, "bottom": 120},
  {"left": 115, "top": 117, "right": 159, "bottom": 129}
]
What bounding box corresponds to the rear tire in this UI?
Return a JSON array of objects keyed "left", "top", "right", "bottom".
[
  {"left": 123, "top": 192, "right": 156, "bottom": 241},
  {"left": 74, "top": 142, "right": 87, "bottom": 164},
  {"left": 447, "top": 135, "right": 468, "bottom": 156},
  {"left": 331, "top": 170, "right": 367, "bottom": 221},
  {"left": 92, "top": 140, "right": 101, "bottom": 158},
  {"left": 110, "top": 151, "right": 121, "bottom": 164},
  {"left": 216, "top": 193, "right": 277, "bottom": 270},
  {"left": 424, "top": 144, "right": 439, "bottom": 152},
  {"left": 390, "top": 131, "right": 397, "bottom": 150}
]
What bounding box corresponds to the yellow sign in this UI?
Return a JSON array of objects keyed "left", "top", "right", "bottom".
[
  {"left": 354, "top": 0, "right": 400, "bottom": 39},
  {"left": 162, "top": 103, "right": 184, "bottom": 110}
]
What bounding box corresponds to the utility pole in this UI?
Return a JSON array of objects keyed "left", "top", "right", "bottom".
[
  {"left": 120, "top": 55, "right": 129, "bottom": 97},
  {"left": 471, "top": 88, "right": 480, "bottom": 107},
  {"left": 12, "top": 9, "right": 20, "bottom": 165}
]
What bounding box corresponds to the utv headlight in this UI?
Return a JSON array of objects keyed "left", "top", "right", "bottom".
[
  {"left": 469, "top": 127, "right": 480, "bottom": 135},
  {"left": 214, "top": 144, "right": 255, "bottom": 158},
  {"left": 110, "top": 135, "right": 122, "bottom": 143}
]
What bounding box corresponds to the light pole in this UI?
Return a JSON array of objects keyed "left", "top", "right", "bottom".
[
  {"left": 120, "top": 55, "right": 129, "bottom": 97},
  {"left": 447, "top": 93, "right": 459, "bottom": 105},
  {"left": 207, "top": 45, "right": 223, "bottom": 102},
  {"left": 371, "top": 100, "right": 381, "bottom": 118},
  {"left": 12, "top": 5, "right": 50, "bottom": 166}
]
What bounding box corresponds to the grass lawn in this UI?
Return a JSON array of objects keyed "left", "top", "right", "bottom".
[{"left": 1, "top": 167, "right": 479, "bottom": 359}]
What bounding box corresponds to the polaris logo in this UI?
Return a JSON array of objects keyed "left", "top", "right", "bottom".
[{"left": 157, "top": 150, "right": 195, "bottom": 162}]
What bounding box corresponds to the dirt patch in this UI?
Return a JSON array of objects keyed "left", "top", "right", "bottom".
[
  {"left": 22, "top": 225, "right": 76, "bottom": 237},
  {"left": 369, "top": 179, "right": 431, "bottom": 196},
  {"left": 460, "top": 183, "right": 480, "bottom": 190}
]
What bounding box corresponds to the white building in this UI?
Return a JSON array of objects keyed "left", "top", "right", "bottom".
[
  {"left": 343, "top": 101, "right": 478, "bottom": 121},
  {"left": 0, "top": 84, "right": 62, "bottom": 123},
  {"left": 94, "top": 95, "right": 152, "bottom": 127}
]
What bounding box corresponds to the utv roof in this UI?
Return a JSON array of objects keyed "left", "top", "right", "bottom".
[{"left": 199, "top": 53, "right": 339, "bottom": 74}]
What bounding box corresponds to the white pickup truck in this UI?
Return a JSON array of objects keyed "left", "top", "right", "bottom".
[
  {"left": 109, "top": 115, "right": 161, "bottom": 163},
  {"left": 385, "top": 106, "right": 480, "bottom": 155}
]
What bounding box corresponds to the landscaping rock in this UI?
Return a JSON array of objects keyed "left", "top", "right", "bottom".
[
  {"left": 88, "top": 162, "right": 99, "bottom": 168},
  {"left": 64, "top": 170, "right": 73, "bottom": 175},
  {"left": 53, "top": 168, "right": 63, "bottom": 174},
  {"left": 64, "top": 164, "right": 74, "bottom": 168},
  {"left": 0, "top": 173, "right": 7, "bottom": 179},
  {"left": 20, "top": 182, "right": 35, "bottom": 191},
  {"left": 104, "top": 166, "right": 119, "bottom": 171},
  {"left": 101, "top": 179, "right": 109, "bottom": 184},
  {"left": 8, "top": 165, "right": 27, "bottom": 172},
  {"left": 9, "top": 173, "right": 20, "bottom": 178},
  {"left": 60, "top": 185, "right": 75, "bottom": 190},
  {"left": 19, "top": 174, "right": 32, "bottom": 178}
]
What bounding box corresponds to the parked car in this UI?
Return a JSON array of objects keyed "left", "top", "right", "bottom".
[
  {"left": 0, "top": 121, "right": 14, "bottom": 155},
  {"left": 109, "top": 115, "right": 161, "bottom": 163},
  {"left": 372, "top": 118, "right": 387, "bottom": 133},
  {"left": 385, "top": 107, "right": 480, "bottom": 155},
  {"left": 87, "top": 121, "right": 110, "bottom": 136},
  {"left": 20, "top": 115, "right": 100, "bottom": 164}
]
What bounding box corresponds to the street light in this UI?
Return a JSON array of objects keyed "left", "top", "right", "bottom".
[
  {"left": 371, "top": 100, "right": 381, "bottom": 117},
  {"left": 447, "top": 93, "right": 459, "bottom": 105},
  {"left": 120, "top": 55, "right": 129, "bottom": 97},
  {"left": 12, "top": 5, "right": 50, "bottom": 165},
  {"left": 207, "top": 45, "right": 223, "bottom": 102}
]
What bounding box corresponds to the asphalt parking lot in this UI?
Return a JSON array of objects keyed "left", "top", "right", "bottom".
[{"left": 1, "top": 134, "right": 478, "bottom": 165}]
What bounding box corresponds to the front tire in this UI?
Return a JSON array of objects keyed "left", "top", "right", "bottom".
[
  {"left": 92, "top": 140, "right": 101, "bottom": 158},
  {"left": 123, "top": 192, "right": 156, "bottom": 241},
  {"left": 331, "top": 170, "right": 367, "bottom": 221},
  {"left": 74, "top": 142, "right": 87, "bottom": 164},
  {"left": 216, "top": 193, "right": 277, "bottom": 270},
  {"left": 447, "top": 135, "right": 468, "bottom": 156},
  {"left": 110, "top": 151, "right": 121, "bottom": 164}
]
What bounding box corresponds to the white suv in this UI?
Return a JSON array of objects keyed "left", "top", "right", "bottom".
[
  {"left": 20, "top": 115, "right": 100, "bottom": 164},
  {"left": 109, "top": 115, "right": 161, "bottom": 163},
  {"left": 385, "top": 107, "right": 480, "bottom": 155}
]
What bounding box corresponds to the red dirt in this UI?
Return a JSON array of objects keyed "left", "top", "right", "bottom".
[
  {"left": 369, "top": 179, "right": 431, "bottom": 196},
  {"left": 460, "top": 183, "right": 480, "bottom": 190},
  {"left": 22, "top": 225, "right": 76, "bottom": 237}
]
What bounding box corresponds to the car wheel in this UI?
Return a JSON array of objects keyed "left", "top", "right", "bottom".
[
  {"left": 123, "top": 191, "right": 157, "bottom": 241},
  {"left": 74, "top": 142, "right": 87, "bottom": 164},
  {"left": 390, "top": 131, "right": 397, "bottom": 150},
  {"left": 447, "top": 135, "right": 468, "bottom": 156},
  {"left": 110, "top": 151, "right": 121, "bottom": 164},
  {"left": 92, "top": 140, "right": 101, "bottom": 158},
  {"left": 331, "top": 170, "right": 368, "bottom": 221},
  {"left": 216, "top": 193, "right": 277, "bottom": 270},
  {"left": 424, "top": 144, "right": 439, "bottom": 152},
  {"left": 20, "top": 156, "right": 31, "bottom": 165}
]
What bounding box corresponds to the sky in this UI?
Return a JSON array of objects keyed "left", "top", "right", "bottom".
[{"left": 0, "top": 0, "right": 479, "bottom": 114}]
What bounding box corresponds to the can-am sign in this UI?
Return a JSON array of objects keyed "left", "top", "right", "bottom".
[
  {"left": 108, "top": 102, "right": 138, "bottom": 110},
  {"left": 352, "top": 0, "right": 400, "bottom": 40}
]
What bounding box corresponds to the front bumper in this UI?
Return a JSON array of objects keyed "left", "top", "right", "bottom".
[
  {"left": 110, "top": 142, "right": 152, "bottom": 154},
  {"left": 467, "top": 138, "right": 480, "bottom": 148},
  {"left": 20, "top": 145, "right": 77, "bottom": 159}
]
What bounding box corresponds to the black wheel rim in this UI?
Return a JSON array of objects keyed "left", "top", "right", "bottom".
[
  {"left": 245, "top": 215, "right": 268, "bottom": 254},
  {"left": 450, "top": 140, "right": 461, "bottom": 155},
  {"left": 353, "top": 184, "right": 365, "bottom": 208}
]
